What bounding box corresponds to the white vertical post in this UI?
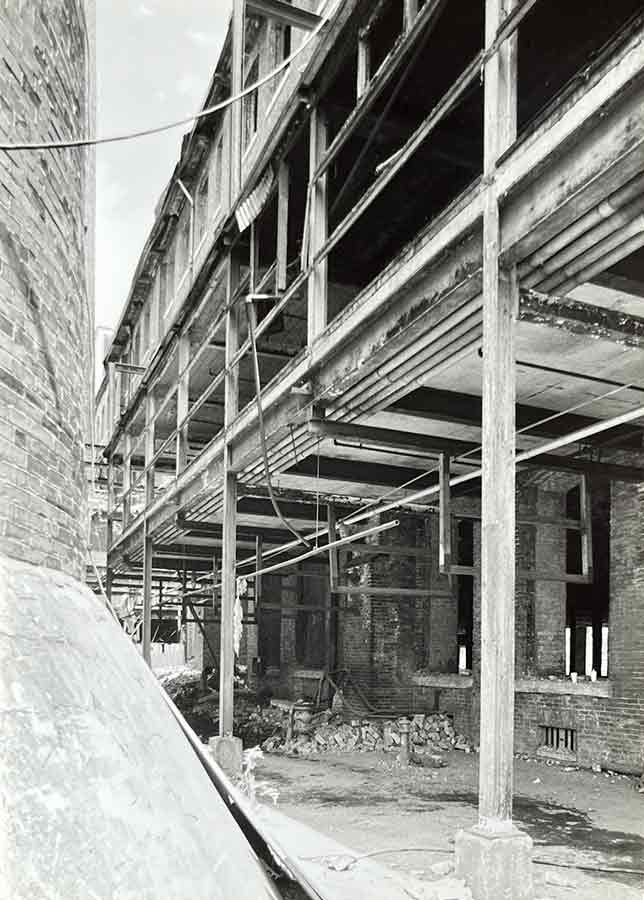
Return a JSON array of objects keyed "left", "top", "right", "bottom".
[
  {"left": 145, "top": 389, "right": 155, "bottom": 507},
  {"left": 307, "top": 107, "right": 328, "bottom": 345},
  {"left": 357, "top": 36, "right": 370, "bottom": 98},
  {"left": 229, "top": 0, "right": 245, "bottom": 206},
  {"left": 277, "top": 161, "right": 289, "bottom": 292}
]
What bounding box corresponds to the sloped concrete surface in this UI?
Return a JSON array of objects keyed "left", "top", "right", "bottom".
[{"left": 0, "top": 555, "right": 280, "bottom": 900}]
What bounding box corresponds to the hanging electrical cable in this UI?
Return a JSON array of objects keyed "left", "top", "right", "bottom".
[
  {"left": 245, "top": 295, "right": 312, "bottom": 548},
  {"left": 0, "top": 8, "right": 333, "bottom": 152}
]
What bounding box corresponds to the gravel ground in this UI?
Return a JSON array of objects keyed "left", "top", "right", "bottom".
[{"left": 255, "top": 749, "right": 644, "bottom": 899}]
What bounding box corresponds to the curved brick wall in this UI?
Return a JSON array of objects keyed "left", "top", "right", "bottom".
[{"left": 0, "top": 1, "right": 92, "bottom": 579}]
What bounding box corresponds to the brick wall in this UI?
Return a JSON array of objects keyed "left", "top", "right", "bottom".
[
  {"left": 0, "top": 1, "right": 92, "bottom": 580},
  {"left": 427, "top": 515, "right": 457, "bottom": 672},
  {"left": 337, "top": 512, "right": 433, "bottom": 709},
  {"left": 514, "top": 690, "right": 644, "bottom": 773},
  {"left": 534, "top": 488, "right": 567, "bottom": 674},
  {"left": 516, "top": 486, "right": 537, "bottom": 676},
  {"left": 610, "top": 481, "right": 644, "bottom": 698}
]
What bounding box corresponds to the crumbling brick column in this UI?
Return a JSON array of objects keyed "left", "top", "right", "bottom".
[
  {"left": 534, "top": 487, "right": 567, "bottom": 674},
  {"left": 427, "top": 514, "right": 457, "bottom": 672},
  {"left": 609, "top": 481, "right": 644, "bottom": 697},
  {"left": 0, "top": 1, "right": 94, "bottom": 580},
  {"left": 515, "top": 485, "right": 537, "bottom": 676}
]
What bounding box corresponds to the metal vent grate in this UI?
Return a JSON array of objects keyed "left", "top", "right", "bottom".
[{"left": 542, "top": 725, "right": 576, "bottom": 753}]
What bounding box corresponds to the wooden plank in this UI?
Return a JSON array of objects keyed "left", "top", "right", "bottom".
[
  {"left": 186, "top": 596, "right": 219, "bottom": 663},
  {"left": 317, "top": 0, "right": 446, "bottom": 180},
  {"left": 220, "top": 252, "right": 240, "bottom": 736},
  {"left": 331, "top": 585, "right": 451, "bottom": 598},
  {"left": 326, "top": 502, "right": 338, "bottom": 673},
  {"left": 176, "top": 332, "right": 190, "bottom": 474},
  {"left": 250, "top": 221, "right": 259, "bottom": 290},
  {"left": 357, "top": 36, "right": 370, "bottom": 99},
  {"left": 276, "top": 161, "right": 289, "bottom": 292},
  {"left": 499, "top": 22, "right": 644, "bottom": 238},
  {"left": 315, "top": 52, "right": 483, "bottom": 268},
  {"left": 142, "top": 528, "right": 153, "bottom": 666},
  {"left": 246, "top": 0, "right": 321, "bottom": 31},
  {"left": 580, "top": 474, "right": 594, "bottom": 581},
  {"left": 144, "top": 390, "right": 156, "bottom": 506},
  {"left": 122, "top": 431, "right": 132, "bottom": 526},
  {"left": 404, "top": 0, "right": 419, "bottom": 32},
  {"left": 229, "top": 0, "right": 244, "bottom": 205},
  {"left": 450, "top": 563, "right": 591, "bottom": 584},
  {"left": 439, "top": 453, "right": 451, "bottom": 574},
  {"left": 478, "top": 0, "right": 518, "bottom": 830},
  {"left": 307, "top": 106, "right": 328, "bottom": 344},
  {"left": 327, "top": 502, "right": 339, "bottom": 590}
]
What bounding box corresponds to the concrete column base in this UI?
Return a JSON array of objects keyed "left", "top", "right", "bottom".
[
  {"left": 455, "top": 825, "right": 534, "bottom": 900},
  {"left": 209, "top": 735, "right": 243, "bottom": 777}
]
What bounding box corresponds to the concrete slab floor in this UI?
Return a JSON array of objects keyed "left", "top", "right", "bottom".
[{"left": 255, "top": 750, "right": 644, "bottom": 900}]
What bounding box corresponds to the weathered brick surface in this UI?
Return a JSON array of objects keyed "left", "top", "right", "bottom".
[
  {"left": 338, "top": 512, "right": 433, "bottom": 709},
  {"left": 534, "top": 488, "right": 567, "bottom": 674},
  {"left": 514, "top": 691, "right": 644, "bottom": 773},
  {"left": 609, "top": 481, "right": 644, "bottom": 698},
  {"left": 0, "top": 1, "right": 91, "bottom": 580}
]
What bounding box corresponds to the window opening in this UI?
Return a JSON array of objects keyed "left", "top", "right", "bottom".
[
  {"left": 244, "top": 56, "right": 259, "bottom": 148},
  {"left": 196, "top": 172, "right": 208, "bottom": 242}
]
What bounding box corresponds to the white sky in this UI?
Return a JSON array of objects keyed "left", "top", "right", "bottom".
[{"left": 95, "top": 0, "right": 232, "bottom": 331}]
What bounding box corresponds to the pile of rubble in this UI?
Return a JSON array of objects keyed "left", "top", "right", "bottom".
[
  {"left": 157, "top": 665, "right": 278, "bottom": 744},
  {"left": 261, "top": 709, "right": 473, "bottom": 757}
]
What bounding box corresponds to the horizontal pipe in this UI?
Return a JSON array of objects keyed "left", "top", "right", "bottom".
[
  {"left": 548, "top": 229, "right": 644, "bottom": 297},
  {"left": 244, "top": 518, "right": 399, "bottom": 579},
  {"left": 525, "top": 192, "right": 644, "bottom": 288},
  {"left": 518, "top": 171, "right": 644, "bottom": 278},
  {"left": 537, "top": 212, "right": 644, "bottom": 294}
]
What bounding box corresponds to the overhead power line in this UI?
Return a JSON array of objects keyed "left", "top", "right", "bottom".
[{"left": 0, "top": 10, "right": 331, "bottom": 152}]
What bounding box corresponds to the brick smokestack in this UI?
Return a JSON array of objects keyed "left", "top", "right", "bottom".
[{"left": 0, "top": 0, "right": 93, "bottom": 578}]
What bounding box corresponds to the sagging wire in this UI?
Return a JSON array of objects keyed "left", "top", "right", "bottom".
[
  {"left": 0, "top": 8, "right": 334, "bottom": 152},
  {"left": 245, "top": 295, "right": 312, "bottom": 548}
]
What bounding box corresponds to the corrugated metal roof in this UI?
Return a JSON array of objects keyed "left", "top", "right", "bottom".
[{"left": 235, "top": 166, "right": 275, "bottom": 232}]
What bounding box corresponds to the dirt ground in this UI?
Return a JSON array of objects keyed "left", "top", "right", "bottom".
[{"left": 256, "top": 749, "right": 644, "bottom": 899}]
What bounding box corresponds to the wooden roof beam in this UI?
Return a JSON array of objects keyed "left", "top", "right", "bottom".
[{"left": 246, "top": 0, "right": 321, "bottom": 31}]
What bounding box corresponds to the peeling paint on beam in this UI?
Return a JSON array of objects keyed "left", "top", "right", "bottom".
[{"left": 519, "top": 288, "right": 644, "bottom": 348}]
